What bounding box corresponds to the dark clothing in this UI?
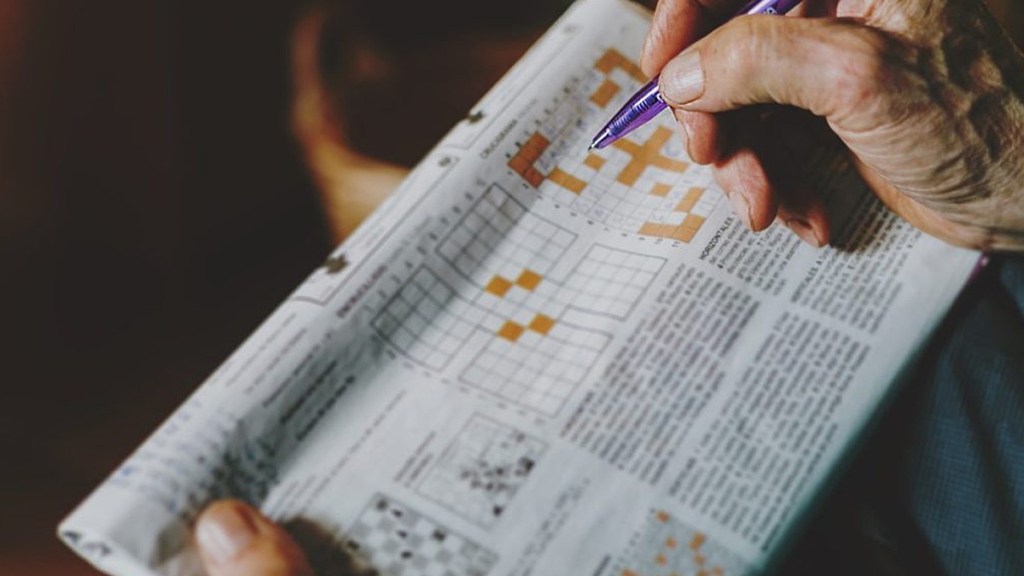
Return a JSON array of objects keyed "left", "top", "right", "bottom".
[{"left": 902, "top": 254, "right": 1024, "bottom": 574}]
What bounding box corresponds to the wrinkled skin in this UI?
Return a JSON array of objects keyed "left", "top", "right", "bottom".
[{"left": 644, "top": 0, "right": 1024, "bottom": 251}]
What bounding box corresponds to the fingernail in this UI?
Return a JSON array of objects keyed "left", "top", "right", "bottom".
[
  {"left": 660, "top": 49, "right": 704, "bottom": 106},
  {"left": 786, "top": 217, "right": 823, "bottom": 247},
  {"left": 196, "top": 504, "right": 257, "bottom": 564},
  {"left": 730, "top": 193, "right": 752, "bottom": 230}
]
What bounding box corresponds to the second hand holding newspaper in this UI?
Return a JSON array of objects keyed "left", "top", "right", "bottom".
[{"left": 60, "top": 0, "right": 980, "bottom": 574}]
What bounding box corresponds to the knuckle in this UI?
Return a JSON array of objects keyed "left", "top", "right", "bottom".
[
  {"left": 725, "top": 16, "right": 765, "bottom": 69},
  {"left": 710, "top": 17, "right": 769, "bottom": 101},
  {"left": 828, "top": 26, "right": 899, "bottom": 116}
]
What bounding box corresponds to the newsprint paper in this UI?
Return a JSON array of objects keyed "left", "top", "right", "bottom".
[{"left": 60, "top": 0, "right": 980, "bottom": 574}]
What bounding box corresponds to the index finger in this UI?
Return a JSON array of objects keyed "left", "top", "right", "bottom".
[{"left": 640, "top": 0, "right": 745, "bottom": 77}]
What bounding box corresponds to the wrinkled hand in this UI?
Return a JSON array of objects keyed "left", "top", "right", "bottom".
[
  {"left": 195, "top": 501, "right": 314, "bottom": 576},
  {"left": 642, "top": 0, "right": 1024, "bottom": 251}
]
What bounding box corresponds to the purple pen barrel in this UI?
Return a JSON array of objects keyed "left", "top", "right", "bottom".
[
  {"left": 590, "top": 80, "right": 663, "bottom": 149},
  {"left": 589, "top": 0, "right": 803, "bottom": 150},
  {"left": 737, "top": 0, "right": 803, "bottom": 15}
]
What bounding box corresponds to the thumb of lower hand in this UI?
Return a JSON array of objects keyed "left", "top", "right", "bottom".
[{"left": 196, "top": 500, "right": 315, "bottom": 576}]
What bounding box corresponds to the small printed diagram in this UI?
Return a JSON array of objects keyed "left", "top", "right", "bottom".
[
  {"left": 615, "top": 510, "right": 747, "bottom": 576},
  {"left": 345, "top": 494, "right": 498, "bottom": 576},
  {"left": 507, "top": 48, "right": 721, "bottom": 243},
  {"left": 417, "top": 415, "right": 547, "bottom": 528}
]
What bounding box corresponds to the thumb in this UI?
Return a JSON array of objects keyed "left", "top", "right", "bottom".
[
  {"left": 195, "top": 500, "right": 314, "bottom": 576},
  {"left": 659, "top": 15, "right": 896, "bottom": 127}
]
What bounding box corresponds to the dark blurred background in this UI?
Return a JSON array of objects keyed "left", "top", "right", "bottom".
[
  {"left": 0, "top": 2, "right": 327, "bottom": 573},
  {"left": 2, "top": 1, "right": 1023, "bottom": 575}
]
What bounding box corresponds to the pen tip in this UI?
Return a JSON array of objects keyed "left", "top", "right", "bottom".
[{"left": 589, "top": 128, "right": 611, "bottom": 151}]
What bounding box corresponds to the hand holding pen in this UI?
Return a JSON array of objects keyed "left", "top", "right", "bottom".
[
  {"left": 590, "top": 0, "right": 801, "bottom": 151},
  {"left": 598, "top": 0, "right": 1024, "bottom": 251}
]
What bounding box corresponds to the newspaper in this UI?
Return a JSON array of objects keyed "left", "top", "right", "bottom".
[{"left": 59, "top": 0, "right": 980, "bottom": 574}]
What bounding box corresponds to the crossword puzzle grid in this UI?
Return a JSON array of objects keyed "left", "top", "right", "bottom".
[
  {"left": 550, "top": 124, "right": 719, "bottom": 242},
  {"left": 372, "top": 267, "right": 475, "bottom": 371},
  {"left": 616, "top": 511, "right": 747, "bottom": 576},
  {"left": 373, "top": 182, "right": 666, "bottom": 416},
  {"left": 508, "top": 48, "right": 722, "bottom": 243},
  {"left": 417, "top": 415, "right": 547, "bottom": 528},
  {"left": 566, "top": 245, "right": 665, "bottom": 319},
  {"left": 436, "top": 184, "right": 576, "bottom": 284},
  {"left": 461, "top": 320, "right": 609, "bottom": 416},
  {"left": 345, "top": 495, "right": 498, "bottom": 576}
]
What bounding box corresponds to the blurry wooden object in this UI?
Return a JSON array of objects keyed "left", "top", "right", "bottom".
[
  {"left": 290, "top": 3, "right": 552, "bottom": 242},
  {"left": 290, "top": 7, "right": 409, "bottom": 243}
]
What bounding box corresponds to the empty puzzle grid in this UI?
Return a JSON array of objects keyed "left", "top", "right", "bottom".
[
  {"left": 372, "top": 267, "right": 475, "bottom": 371},
  {"left": 417, "top": 415, "right": 547, "bottom": 529},
  {"left": 565, "top": 245, "right": 666, "bottom": 319},
  {"left": 345, "top": 494, "right": 498, "bottom": 576},
  {"left": 461, "top": 321, "right": 610, "bottom": 416},
  {"left": 615, "top": 510, "right": 747, "bottom": 576},
  {"left": 436, "top": 184, "right": 577, "bottom": 284}
]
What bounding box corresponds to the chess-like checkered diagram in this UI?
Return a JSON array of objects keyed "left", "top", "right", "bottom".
[
  {"left": 614, "top": 510, "right": 747, "bottom": 576},
  {"left": 417, "top": 415, "right": 547, "bottom": 528},
  {"left": 372, "top": 184, "right": 666, "bottom": 416},
  {"left": 507, "top": 48, "right": 721, "bottom": 243},
  {"left": 345, "top": 494, "right": 498, "bottom": 576}
]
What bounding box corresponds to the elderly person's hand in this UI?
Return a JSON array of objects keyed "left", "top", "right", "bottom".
[
  {"left": 643, "top": 0, "right": 1024, "bottom": 251},
  {"left": 194, "top": 501, "right": 315, "bottom": 576}
]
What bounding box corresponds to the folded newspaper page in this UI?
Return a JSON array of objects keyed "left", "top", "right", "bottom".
[{"left": 60, "top": 0, "right": 980, "bottom": 574}]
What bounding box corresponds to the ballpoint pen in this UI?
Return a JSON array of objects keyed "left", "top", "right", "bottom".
[{"left": 589, "top": 0, "right": 803, "bottom": 150}]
